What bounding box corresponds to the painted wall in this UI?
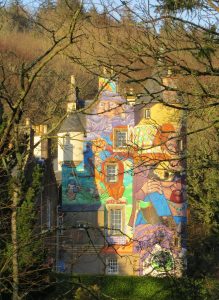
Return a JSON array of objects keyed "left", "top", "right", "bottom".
[
  {"left": 60, "top": 78, "right": 186, "bottom": 276},
  {"left": 130, "top": 103, "right": 186, "bottom": 276},
  {"left": 61, "top": 86, "right": 134, "bottom": 217}
]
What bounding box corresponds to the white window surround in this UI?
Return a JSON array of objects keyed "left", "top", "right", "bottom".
[
  {"left": 106, "top": 204, "right": 126, "bottom": 236},
  {"left": 110, "top": 209, "right": 122, "bottom": 235}
]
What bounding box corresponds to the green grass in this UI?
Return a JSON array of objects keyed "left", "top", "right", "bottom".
[
  {"left": 38, "top": 274, "right": 219, "bottom": 300},
  {"left": 72, "top": 275, "right": 171, "bottom": 300}
]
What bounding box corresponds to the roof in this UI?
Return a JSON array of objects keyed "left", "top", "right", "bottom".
[
  {"left": 136, "top": 75, "right": 163, "bottom": 104},
  {"left": 99, "top": 91, "right": 126, "bottom": 102},
  {"left": 59, "top": 112, "right": 85, "bottom": 133},
  {"left": 136, "top": 69, "right": 179, "bottom": 104}
]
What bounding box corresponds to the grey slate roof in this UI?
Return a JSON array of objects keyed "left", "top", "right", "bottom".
[
  {"left": 136, "top": 74, "right": 163, "bottom": 104},
  {"left": 59, "top": 112, "right": 85, "bottom": 133}
]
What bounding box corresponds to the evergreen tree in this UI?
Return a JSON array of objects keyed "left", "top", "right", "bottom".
[{"left": 6, "top": 0, "right": 31, "bottom": 31}]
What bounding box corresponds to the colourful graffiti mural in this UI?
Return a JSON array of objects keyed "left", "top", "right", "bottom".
[
  {"left": 129, "top": 103, "right": 186, "bottom": 275},
  {"left": 99, "top": 77, "right": 117, "bottom": 93},
  {"left": 62, "top": 89, "right": 134, "bottom": 212},
  {"left": 61, "top": 77, "right": 186, "bottom": 275}
]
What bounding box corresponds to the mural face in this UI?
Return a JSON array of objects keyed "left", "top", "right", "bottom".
[{"left": 130, "top": 105, "right": 186, "bottom": 275}]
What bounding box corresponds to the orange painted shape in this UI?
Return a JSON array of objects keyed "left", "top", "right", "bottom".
[{"left": 101, "top": 243, "right": 133, "bottom": 254}]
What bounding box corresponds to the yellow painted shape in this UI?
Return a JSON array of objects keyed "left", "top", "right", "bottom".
[
  {"left": 97, "top": 210, "right": 104, "bottom": 227},
  {"left": 153, "top": 161, "right": 175, "bottom": 181},
  {"left": 150, "top": 103, "right": 181, "bottom": 125}
]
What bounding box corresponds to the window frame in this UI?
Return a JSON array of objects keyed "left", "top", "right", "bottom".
[
  {"left": 106, "top": 257, "right": 119, "bottom": 275},
  {"left": 113, "top": 128, "right": 128, "bottom": 150},
  {"left": 115, "top": 131, "right": 127, "bottom": 148},
  {"left": 178, "top": 139, "right": 184, "bottom": 153},
  {"left": 106, "top": 204, "right": 126, "bottom": 236},
  {"left": 106, "top": 163, "right": 118, "bottom": 183},
  {"left": 110, "top": 209, "right": 122, "bottom": 235},
  {"left": 145, "top": 108, "right": 151, "bottom": 119}
]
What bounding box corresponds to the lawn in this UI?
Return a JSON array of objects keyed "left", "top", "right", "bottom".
[{"left": 37, "top": 274, "right": 219, "bottom": 300}]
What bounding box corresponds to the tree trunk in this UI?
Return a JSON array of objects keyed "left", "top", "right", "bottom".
[{"left": 11, "top": 184, "right": 19, "bottom": 300}]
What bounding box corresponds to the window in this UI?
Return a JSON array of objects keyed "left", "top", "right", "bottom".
[
  {"left": 106, "top": 164, "right": 117, "bottom": 182},
  {"left": 110, "top": 209, "right": 122, "bottom": 234},
  {"left": 145, "top": 108, "right": 151, "bottom": 119},
  {"left": 178, "top": 139, "right": 183, "bottom": 152},
  {"left": 113, "top": 128, "right": 128, "bottom": 149},
  {"left": 116, "top": 131, "right": 127, "bottom": 148},
  {"left": 106, "top": 258, "right": 118, "bottom": 274},
  {"left": 106, "top": 204, "right": 125, "bottom": 236}
]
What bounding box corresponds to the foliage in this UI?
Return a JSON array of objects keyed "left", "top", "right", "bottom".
[
  {"left": 156, "top": 0, "right": 204, "bottom": 13},
  {"left": 17, "top": 164, "right": 43, "bottom": 268},
  {"left": 74, "top": 284, "right": 100, "bottom": 300},
  {"left": 0, "top": 0, "right": 90, "bottom": 298},
  {"left": 0, "top": 161, "right": 48, "bottom": 297}
]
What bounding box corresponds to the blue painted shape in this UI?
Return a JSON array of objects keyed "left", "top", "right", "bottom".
[
  {"left": 173, "top": 216, "right": 187, "bottom": 224},
  {"left": 135, "top": 211, "right": 148, "bottom": 226},
  {"left": 145, "top": 192, "right": 172, "bottom": 217}
]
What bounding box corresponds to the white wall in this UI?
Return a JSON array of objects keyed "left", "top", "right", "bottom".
[
  {"left": 57, "top": 132, "right": 84, "bottom": 171},
  {"left": 34, "top": 135, "right": 42, "bottom": 158}
]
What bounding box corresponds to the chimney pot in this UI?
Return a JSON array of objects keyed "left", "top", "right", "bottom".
[
  {"left": 25, "top": 118, "right": 30, "bottom": 126},
  {"left": 44, "top": 125, "right": 48, "bottom": 134},
  {"left": 40, "top": 125, "right": 44, "bottom": 135},
  {"left": 71, "top": 75, "right": 75, "bottom": 86}
]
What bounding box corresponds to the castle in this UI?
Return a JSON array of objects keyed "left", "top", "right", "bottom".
[{"left": 35, "top": 72, "right": 186, "bottom": 276}]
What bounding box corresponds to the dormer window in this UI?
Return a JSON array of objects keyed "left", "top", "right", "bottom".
[{"left": 145, "top": 109, "right": 151, "bottom": 119}]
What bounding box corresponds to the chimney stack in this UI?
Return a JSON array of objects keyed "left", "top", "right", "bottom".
[
  {"left": 67, "top": 75, "right": 77, "bottom": 113},
  {"left": 162, "top": 68, "right": 177, "bottom": 102},
  {"left": 126, "top": 87, "right": 136, "bottom": 106}
]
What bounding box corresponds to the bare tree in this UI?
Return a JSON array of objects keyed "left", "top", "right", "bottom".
[{"left": 0, "top": 1, "right": 95, "bottom": 298}]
